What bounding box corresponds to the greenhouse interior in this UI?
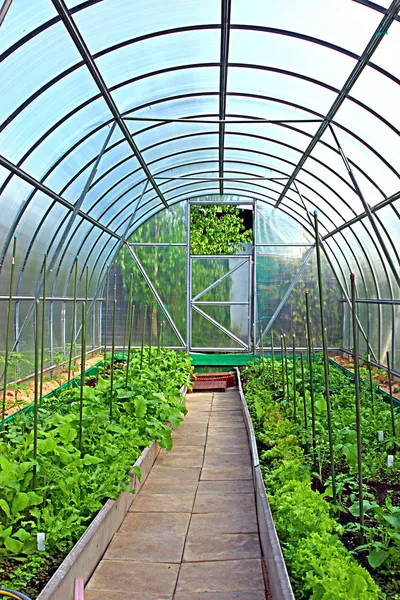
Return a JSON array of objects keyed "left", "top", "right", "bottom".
[{"left": 0, "top": 0, "right": 399, "bottom": 598}]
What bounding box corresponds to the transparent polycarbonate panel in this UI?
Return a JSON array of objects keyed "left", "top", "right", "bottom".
[
  {"left": 226, "top": 95, "right": 322, "bottom": 126},
  {"left": 149, "top": 149, "right": 220, "bottom": 179},
  {"left": 375, "top": 203, "right": 400, "bottom": 296},
  {"left": 1, "top": 22, "right": 83, "bottom": 123},
  {"left": 227, "top": 66, "right": 337, "bottom": 117},
  {"left": 372, "top": 21, "right": 400, "bottom": 80},
  {"left": 156, "top": 161, "right": 219, "bottom": 182},
  {"left": 164, "top": 181, "right": 221, "bottom": 204},
  {"left": 256, "top": 203, "right": 313, "bottom": 244},
  {"left": 0, "top": 177, "right": 35, "bottom": 265},
  {"left": 230, "top": 29, "right": 356, "bottom": 89},
  {"left": 192, "top": 257, "right": 250, "bottom": 304},
  {"left": 111, "top": 66, "right": 220, "bottom": 116},
  {"left": 102, "top": 253, "right": 183, "bottom": 350},
  {"left": 130, "top": 203, "right": 187, "bottom": 244},
  {"left": 70, "top": 0, "right": 220, "bottom": 55},
  {"left": 335, "top": 100, "right": 400, "bottom": 193},
  {"left": 0, "top": 0, "right": 57, "bottom": 55},
  {"left": 191, "top": 306, "right": 249, "bottom": 350},
  {"left": 380, "top": 304, "right": 395, "bottom": 367},
  {"left": 142, "top": 133, "right": 219, "bottom": 166},
  {"left": 231, "top": 0, "right": 380, "bottom": 55},
  {"left": 134, "top": 120, "right": 218, "bottom": 157},
  {"left": 96, "top": 29, "right": 220, "bottom": 89},
  {"left": 0, "top": 65, "right": 104, "bottom": 167},
  {"left": 324, "top": 233, "right": 371, "bottom": 298},
  {"left": 133, "top": 246, "right": 187, "bottom": 339},
  {"left": 395, "top": 306, "right": 400, "bottom": 372},
  {"left": 352, "top": 66, "right": 400, "bottom": 132},
  {"left": 224, "top": 131, "right": 301, "bottom": 170},
  {"left": 258, "top": 249, "right": 342, "bottom": 349}
]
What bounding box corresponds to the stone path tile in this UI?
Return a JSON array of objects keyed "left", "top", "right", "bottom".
[
  {"left": 146, "top": 466, "right": 201, "bottom": 481},
  {"left": 86, "top": 561, "right": 179, "bottom": 596},
  {"left": 141, "top": 480, "right": 199, "bottom": 495},
  {"left": 203, "top": 454, "right": 251, "bottom": 469},
  {"left": 173, "top": 434, "right": 207, "bottom": 446},
  {"left": 120, "top": 512, "right": 190, "bottom": 536},
  {"left": 174, "top": 592, "right": 266, "bottom": 600},
  {"left": 130, "top": 492, "right": 196, "bottom": 513},
  {"left": 193, "top": 492, "right": 255, "bottom": 513},
  {"left": 183, "top": 533, "right": 261, "bottom": 562},
  {"left": 105, "top": 532, "right": 185, "bottom": 563},
  {"left": 200, "top": 466, "right": 253, "bottom": 481},
  {"left": 155, "top": 453, "right": 204, "bottom": 468},
  {"left": 197, "top": 480, "right": 254, "bottom": 494},
  {"left": 188, "top": 511, "right": 258, "bottom": 535},
  {"left": 86, "top": 593, "right": 172, "bottom": 600},
  {"left": 175, "top": 559, "right": 264, "bottom": 593}
]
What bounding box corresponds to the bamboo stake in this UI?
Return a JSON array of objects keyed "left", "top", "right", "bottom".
[
  {"left": 292, "top": 334, "right": 297, "bottom": 422},
  {"left": 67, "top": 257, "right": 79, "bottom": 387},
  {"left": 300, "top": 352, "right": 309, "bottom": 455},
  {"left": 280, "top": 335, "right": 285, "bottom": 398},
  {"left": 1, "top": 234, "right": 17, "bottom": 431},
  {"left": 157, "top": 319, "right": 162, "bottom": 356},
  {"left": 305, "top": 291, "right": 317, "bottom": 474},
  {"left": 350, "top": 273, "right": 364, "bottom": 536},
  {"left": 160, "top": 320, "right": 164, "bottom": 351},
  {"left": 271, "top": 331, "right": 275, "bottom": 387},
  {"left": 125, "top": 304, "right": 135, "bottom": 387},
  {"left": 386, "top": 351, "right": 396, "bottom": 444},
  {"left": 140, "top": 304, "right": 148, "bottom": 370},
  {"left": 109, "top": 275, "right": 117, "bottom": 422},
  {"left": 366, "top": 336, "right": 374, "bottom": 416},
  {"left": 283, "top": 334, "right": 289, "bottom": 398},
  {"left": 148, "top": 305, "right": 153, "bottom": 367},
  {"left": 32, "top": 300, "right": 40, "bottom": 490},
  {"left": 314, "top": 210, "right": 336, "bottom": 502},
  {"left": 39, "top": 253, "right": 47, "bottom": 406},
  {"left": 123, "top": 273, "right": 133, "bottom": 359},
  {"left": 78, "top": 301, "right": 86, "bottom": 457},
  {"left": 104, "top": 268, "right": 109, "bottom": 364},
  {"left": 259, "top": 327, "right": 264, "bottom": 373}
]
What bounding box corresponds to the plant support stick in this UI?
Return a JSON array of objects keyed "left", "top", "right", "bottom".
[
  {"left": 386, "top": 351, "right": 396, "bottom": 445},
  {"left": 314, "top": 211, "right": 336, "bottom": 502},
  {"left": 350, "top": 273, "right": 364, "bottom": 535},
  {"left": 283, "top": 334, "right": 289, "bottom": 398},
  {"left": 67, "top": 257, "right": 79, "bottom": 387},
  {"left": 39, "top": 253, "right": 47, "bottom": 406},
  {"left": 123, "top": 273, "right": 133, "bottom": 358},
  {"left": 125, "top": 304, "right": 135, "bottom": 386},
  {"left": 300, "top": 352, "right": 308, "bottom": 454},
  {"left": 104, "top": 268, "right": 109, "bottom": 364},
  {"left": 33, "top": 300, "right": 40, "bottom": 490},
  {"left": 280, "top": 335, "right": 285, "bottom": 399},
  {"left": 260, "top": 327, "right": 264, "bottom": 372},
  {"left": 148, "top": 305, "right": 153, "bottom": 367},
  {"left": 305, "top": 291, "right": 317, "bottom": 474},
  {"left": 78, "top": 301, "right": 86, "bottom": 457},
  {"left": 367, "top": 336, "right": 374, "bottom": 416},
  {"left": 292, "top": 334, "right": 297, "bottom": 421},
  {"left": 109, "top": 275, "right": 117, "bottom": 422},
  {"left": 1, "top": 234, "right": 17, "bottom": 431},
  {"left": 140, "top": 304, "right": 148, "bottom": 370},
  {"left": 271, "top": 331, "right": 275, "bottom": 388}
]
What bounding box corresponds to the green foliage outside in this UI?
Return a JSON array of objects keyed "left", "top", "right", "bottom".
[
  {"left": 0, "top": 348, "right": 193, "bottom": 595},
  {"left": 190, "top": 205, "right": 252, "bottom": 255}
]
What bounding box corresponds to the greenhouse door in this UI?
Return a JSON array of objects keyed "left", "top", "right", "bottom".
[{"left": 189, "top": 255, "right": 253, "bottom": 352}]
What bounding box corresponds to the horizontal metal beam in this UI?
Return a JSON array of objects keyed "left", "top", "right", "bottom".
[
  {"left": 193, "top": 301, "right": 249, "bottom": 305},
  {"left": 340, "top": 298, "right": 400, "bottom": 305},
  {"left": 275, "top": 0, "right": 400, "bottom": 207},
  {"left": 155, "top": 176, "right": 282, "bottom": 181},
  {"left": 129, "top": 242, "right": 186, "bottom": 247},
  {"left": 123, "top": 116, "right": 324, "bottom": 124},
  {"left": 0, "top": 154, "right": 121, "bottom": 240},
  {"left": 51, "top": 0, "right": 168, "bottom": 209},
  {"left": 0, "top": 296, "right": 104, "bottom": 302}
]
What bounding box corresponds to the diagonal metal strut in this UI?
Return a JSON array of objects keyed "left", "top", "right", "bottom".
[
  {"left": 51, "top": 0, "right": 168, "bottom": 209},
  {"left": 275, "top": 0, "right": 400, "bottom": 208}
]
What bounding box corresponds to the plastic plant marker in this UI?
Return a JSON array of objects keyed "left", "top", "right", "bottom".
[
  {"left": 110, "top": 275, "right": 117, "bottom": 422},
  {"left": 314, "top": 211, "right": 336, "bottom": 502},
  {"left": 292, "top": 334, "right": 297, "bottom": 422},
  {"left": 386, "top": 351, "right": 396, "bottom": 445},
  {"left": 67, "top": 257, "right": 79, "bottom": 387},
  {"left": 300, "top": 352, "right": 308, "bottom": 455},
  {"left": 305, "top": 291, "right": 317, "bottom": 475},
  {"left": 350, "top": 273, "right": 364, "bottom": 537},
  {"left": 125, "top": 304, "right": 135, "bottom": 387},
  {"left": 78, "top": 301, "right": 86, "bottom": 457},
  {"left": 39, "top": 253, "right": 47, "bottom": 407},
  {"left": 1, "top": 234, "right": 17, "bottom": 431},
  {"left": 388, "top": 455, "right": 394, "bottom": 468},
  {"left": 104, "top": 268, "right": 110, "bottom": 364},
  {"left": 378, "top": 430, "right": 384, "bottom": 441},
  {"left": 140, "top": 304, "right": 148, "bottom": 370},
  {"left": 33, "top": 300, "right": 40, "bottom": 490}
]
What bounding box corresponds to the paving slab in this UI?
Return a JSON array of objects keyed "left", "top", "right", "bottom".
[
  {"left": 104, "top": 532, "right": 186, "bottom": 563},
  {"left": 175, "top": 559, "right": 264, "bottom": 593},
  {"left": 174, "top": 592, "right": 266, "bottom": 600},
  {"left": 201, "top": 466, "right": 253, "bottom": 481},
  {"left": 141, "top": 480, "right": 199, "bottom": 495},
  {"left": 188, "top": 511, "right": 258, "bottom": 535},
  {"left": 86, "top": 561, "right": 179, "bottom": 595},
  {"left": 204, "top": 446, "right": 250, "bottom": 456},
  {"left": 197, "top": 480, "right": 254, "bottom": 494},
  {"left": 130, "top": 493, "right": 196, "bottom": 513},
  {"left": 120, "top": 512, "right": 191, "bottom": 536},
  {"left": 203, "top": 454, "right": 251, "bottom": 469},
  {"left": 172, "top": 435, "right": 207, "bottom": 446},
  {"left": 183, "top": 533, "right": 261, "bottom": 562},
  {"left": 193, "top": 492, "right": 255, "bottom": 514},
  {"left": 155, "top": 454, "right": 204, "bottom": 468},
  {"left": 86, "top": 593, "right": 172, "bottom": 600},
  {"left": 146, "top": 466, "right": 201, "bottom": 482}
]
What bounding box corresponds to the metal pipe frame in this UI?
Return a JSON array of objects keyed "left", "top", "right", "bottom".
[
  {"left": 275, "top": 0, "right": 400, "bottom": 207},
  {"left": 218, "top": 0, "right": 231, "bottom": 195},
  {"left": 0, "top": 296, "right": 104, "bottom": 302},
  {"left": 126, "top": 244, "right": 185, "bottom": 346},
  {"left": 50, "top": 0, "right": 168, "bottom": 209},
  {"left": 341, "top": 298, "right": 400, "bottom": 305}
]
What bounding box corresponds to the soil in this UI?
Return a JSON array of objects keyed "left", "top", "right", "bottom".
[
  {"left": 1, "top": 353, "right": 103, "bottom": 418},
  {"left": 331, "top": 355, "right": 400, "bottom": 400}
]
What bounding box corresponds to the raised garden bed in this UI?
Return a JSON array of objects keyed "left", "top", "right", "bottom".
[{"left": 0, "top": 349, "right": 192, "bottom": 598}]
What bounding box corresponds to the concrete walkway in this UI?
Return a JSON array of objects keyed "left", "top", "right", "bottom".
[{"left": 86, "top": 390, "right": 267, "bottom": 600}]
